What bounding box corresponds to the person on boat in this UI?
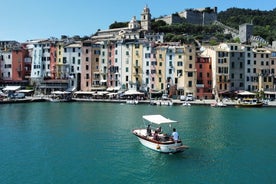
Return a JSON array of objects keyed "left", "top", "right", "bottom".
[
  {"left": 171, "top": 128, "right": 179, "bottom": 143},
  {"left": 147, "top": 124, "right": 152, "bottom": 136},
  {"left": 156, "top": 126, "right": 162, "bottom": 134},
  {"left": 153, "top": 130, "right": 159, "bottom": 141}
]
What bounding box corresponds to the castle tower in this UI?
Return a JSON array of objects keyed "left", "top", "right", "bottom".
[
  {"left": 239, "top": 23, "right": 253, "bottom": 44},
  {"left": 140, "top": 5, "right": 151, "bottom": 31}
]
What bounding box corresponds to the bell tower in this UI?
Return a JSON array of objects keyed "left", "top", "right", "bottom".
[{"left": 140, "top": 5, "right": 151, "bottom": 31}]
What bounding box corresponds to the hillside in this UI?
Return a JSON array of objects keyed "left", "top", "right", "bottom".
[
  {"left": 108, "top": 7, "right": 276, "bottom": 44},
  {"left": 218, "top": 7, "right": 276, "bottom": 43}
]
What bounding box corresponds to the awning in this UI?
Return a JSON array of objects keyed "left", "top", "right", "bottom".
[
  {"left": 238, "top": 91, "right": 256, "bottom": 95},
  {"left": 74, "top": 91, "right": 95, "bottom": 95},
  {"left": 124, "top": 90, "right": 144, "bottom": 95},
  {"left": 264, "top": 91, "right": 276, "bottom": 95},
  {"left": 3, "top": 86, "right": 21, "bottom": 91},
  {"left": 106, "top": 87, "right": 114, "bottom": 92},
  {"left": 17, "top": 90, "right": 34, "bottom": 93},
  {"left": 143, "top": 115, "right": 177, "bottom": 125}
]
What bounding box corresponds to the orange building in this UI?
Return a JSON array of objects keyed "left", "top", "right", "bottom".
[{"left": 196, "top": 56, "right": 213, "bottom": 99}]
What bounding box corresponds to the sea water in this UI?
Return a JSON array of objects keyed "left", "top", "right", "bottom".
[{"left": 0, "top": 102, "right": 276, "bottom": 183}]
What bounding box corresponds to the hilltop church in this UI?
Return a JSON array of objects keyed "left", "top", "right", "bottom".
[{"left": 91, "top": 5, "right": 163, "bottom": 43}]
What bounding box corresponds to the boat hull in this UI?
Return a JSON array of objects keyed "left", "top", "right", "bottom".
[{"left": 132, "top": 129, "right": 188, "bottom": 153}]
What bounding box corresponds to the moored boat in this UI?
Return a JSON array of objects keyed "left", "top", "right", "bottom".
[
  {"left": 236, "top": 98, "right": 263, "bottom": 107},
  {"left": 211, "top": 101, "right": 227, "bottom": 107},
  {"left": 46, "top": 91, "right": 72, "bottom": 102},
  {"left": 182, "top": 101, "right": 191, "bottom": 106},
  {"left": 132, "top": 115, "right": 188, "bottom": 153}
]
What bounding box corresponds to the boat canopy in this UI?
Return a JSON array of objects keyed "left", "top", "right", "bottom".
[{"left": 142, "top": 115, "right": 177, "bottom": 125}]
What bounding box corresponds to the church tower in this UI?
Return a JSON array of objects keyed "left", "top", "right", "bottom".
[{"left": 140, "top": 5, "right": 151, "bottom": 31}]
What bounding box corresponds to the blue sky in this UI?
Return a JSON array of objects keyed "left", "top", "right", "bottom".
[{"left": 0, "top": 0, "right": 275, "bottom": 42}]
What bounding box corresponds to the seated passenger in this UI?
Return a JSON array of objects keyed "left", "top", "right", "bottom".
[
  {"left": 156, "top": 126, "right": 162, "bottom": 134},
  {"left": 153, "top": 130, "right": 159, "bottom": 141}
]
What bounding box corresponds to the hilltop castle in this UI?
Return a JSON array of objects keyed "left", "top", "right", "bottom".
[{"left": 156, "top": 7, "right": 217, "bottom": 25}]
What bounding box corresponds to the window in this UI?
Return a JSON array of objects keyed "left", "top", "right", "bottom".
[
  {"left": 188, "top": 81, "right": 192, "bottom": 87},
  {"left": 126, "top": 67, "right": 129, "bottom": 72},
  {"left": 177, "top": 70, "right": 182, "bottom": 77},
  {"left": 177, "top": 61, "right": 183, "bottom": 66},
  {"left": 188, "top": 72, "right": 193, "bottom": 77},
  {"left": 189, "top": 56, "right": 193, "bottom": 60},
  {"left": 189, "top": 64, "right": 192, "bottom": 69}
]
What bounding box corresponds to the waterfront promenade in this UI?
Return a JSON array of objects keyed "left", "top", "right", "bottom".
[{"left": 2, "top": 96, "right": 276, "bottom": 107}]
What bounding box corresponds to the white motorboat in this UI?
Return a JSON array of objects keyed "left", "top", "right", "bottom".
[
  {"left": 151, "top": 99, "right": 173, "bottom": 106},
  {"left": 132, "top": 115, "right": 188, "bottom": 153},
  {"left": 182, "top": 101, "right": 191, "bottom": 106},
  {"left": 210, "top": 101, "right": 226, "bottom": 107},
  {"left": 126, "top": 100, "right": 139, "bottom": 104}
]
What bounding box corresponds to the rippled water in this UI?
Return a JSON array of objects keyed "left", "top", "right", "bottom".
[{"left": 0, "top": 102, "right": 276, "bottom": 183}]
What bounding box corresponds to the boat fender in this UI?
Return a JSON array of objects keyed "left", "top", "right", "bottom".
[{"left": 156, "top": 145, "right": 160, "bottom": 149}]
